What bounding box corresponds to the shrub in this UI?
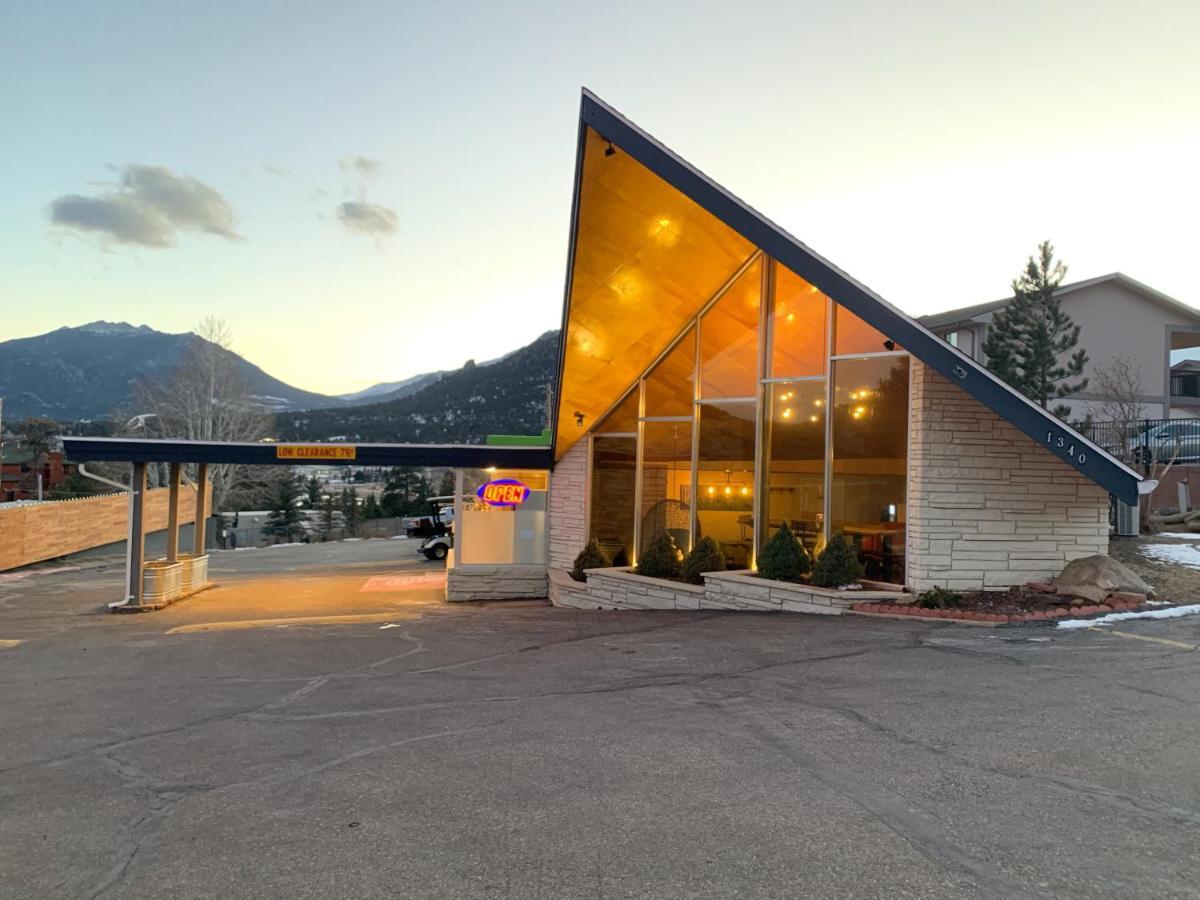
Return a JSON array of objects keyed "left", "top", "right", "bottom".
[
  {"left": 637, "top": 530, "right": 682, "bottom": 580},
  {"left": 810, "top": 533, "right": 864, "bottom": 588},
  {"left": 570, "top": 539, "right": 611, "bottom": 582},
  {"left": 916, "top": 586, "right": 964, "bottom": 609},
  {"left": 611, "top": 546, "right": 630, "bottom": 568},
  {"left": 757, "top": 522, "right": 811, "bottom": 583},
  {"left": 682, "top": 536, "right": 725, "bottom": 584}
]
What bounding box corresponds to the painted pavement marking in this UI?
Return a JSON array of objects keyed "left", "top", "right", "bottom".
[{"left": 1086, "top": 627, "right": 1198, "bottom": 651}]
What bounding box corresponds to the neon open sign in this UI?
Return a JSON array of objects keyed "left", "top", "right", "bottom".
[{"left": 477, "top": 478, "right": 531, "bottom": 507}]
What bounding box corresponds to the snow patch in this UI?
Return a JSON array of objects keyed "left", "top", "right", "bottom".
[
  {"left": 1057, "top": 604, "right": 1200, "bottom": 630},
  {"left": 1139, "top": 543, "right": 1200, "bottom": 570},
  {"left": 1157, "top": 532, "right": 1200, "bottom": 539}
]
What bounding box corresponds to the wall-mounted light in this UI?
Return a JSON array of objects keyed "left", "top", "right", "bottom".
[
  {"left": 882, "top": 339, "right": 896, "bottom": 351},
  {"left": 574, "top": 411, "right": 585, "bottom": 427},
  {"left": 604, "top": 141, "right": 616, "bottom": 157}
]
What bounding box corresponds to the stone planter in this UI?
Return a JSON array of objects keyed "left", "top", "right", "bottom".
[
  {"left": 445, "top": 564, "right": 548, "bottom": 602},
  {"left": 141, "top": 560, "right": 183, "bottom": 606},
  {"left": 582, "top": 567, "right": 705, "bottom": 610},
  {"left": 702, "top": 570, "right": 906, "bottom": 615},
  {"left": 178, "top": 553, "right": 210, "bottom": 593},
  {"left": 547, "top": 568, "right": 596, "bottom": 608}
]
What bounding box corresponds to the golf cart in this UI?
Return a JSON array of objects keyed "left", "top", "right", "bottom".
[{"left": 416, "top": 495, "right": 460, "bottom": 561}]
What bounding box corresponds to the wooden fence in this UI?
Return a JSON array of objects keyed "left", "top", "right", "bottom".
[{"left": 0, "top": 484, "right": 210, "bottom": 572}]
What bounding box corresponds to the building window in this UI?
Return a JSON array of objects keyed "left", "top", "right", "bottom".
[
  {"left": 829, "top": 356, "right": 910, "bottom": 583},
  {"left": 695, "top": 402, "right": 756, "bottom": 569},
  {"left": 700, "top": 258, "right": 761, "bottom": 399},
  {"left": 834, "top": 304, "right": 899, "bottom": 356},
  {"left": 589, "top": 436, "right": 637, "bottom": 565},
  {"left": 762, "top": 380, "right": 826, "bottom": 556},
  {"left": 643, "top": 328, "right": 695, "bottom": 417},
  {"left": 639, "top": 422, "right": 693, "bottom": 557},
  {"left": 770, "top": 263, "right": 827, "bottom": 377}
]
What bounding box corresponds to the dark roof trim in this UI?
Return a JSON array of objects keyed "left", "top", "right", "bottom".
[
  {"left": 575, "top": 89, "right": 1142, "bottom": 503},
  {"left": 548, "top": 104, "right": 591, "bottom": 468},
  {"left": 61, "top": 437, "right": 553, "bottom": 470}
]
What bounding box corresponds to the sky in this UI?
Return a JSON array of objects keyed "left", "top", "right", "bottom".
[{"left": 3, "top": 0, "right": 1199, "bottom": 395}]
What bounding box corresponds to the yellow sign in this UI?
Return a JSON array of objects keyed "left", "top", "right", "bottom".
[{"left": 275, "top": 445, "right": 357, "bottom": 461}]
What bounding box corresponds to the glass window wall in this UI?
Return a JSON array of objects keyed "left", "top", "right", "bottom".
[
  {"left": 644, "top": 328, "right": 696, "bottom": 417},
  {"left": 771, "top": 263, "right": 827, "bottom": 377},
  {"left": 695, "top": 403, "right": 756, "bottom": 569},
  {"left": 762, "top": 380, "right": 826, "bottom": 556},
  {"left": 639, "top": 421, "right": 693, "bottom": 557},
  {"left": 700, "top": 259, "right": 760, "bottom": 399},
  {"left": 589, "top": 436, "right": 637, "bottom": 565},
  {"left": 830, "top": 356, "right": 910, "bottom": 583}
]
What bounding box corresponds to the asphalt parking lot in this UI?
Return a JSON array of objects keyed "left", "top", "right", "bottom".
[{"left": 2, "top": 540, "right": 1199, "bottom": 899}]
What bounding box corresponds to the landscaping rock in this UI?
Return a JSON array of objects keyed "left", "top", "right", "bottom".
[{"left": 1054, "top": 555, "right": 1155, "bottom": 604}]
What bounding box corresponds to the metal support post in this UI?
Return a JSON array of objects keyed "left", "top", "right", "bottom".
[
  {"left": 127, "top": 462, "right": 147, "bottom": 606},
  {"left": 166, "top": 462, "right": 181, "bottom": 562},
  {"left": 193, "top": 463, "right": 209, "bottom": 555}
]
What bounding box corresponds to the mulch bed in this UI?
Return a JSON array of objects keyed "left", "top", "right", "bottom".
[{"left": 851, "top": 585, "right": 1152, "bottom": 625}]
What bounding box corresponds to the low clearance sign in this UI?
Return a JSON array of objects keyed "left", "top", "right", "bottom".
[
  {"left": 275, "top": 444, "right": 357, "bottom": 461},
  {"left": 477, "top": 479, "right": 530, "bottom": 507}
]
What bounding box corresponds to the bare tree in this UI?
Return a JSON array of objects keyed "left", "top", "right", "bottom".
[
  {"left": 131, "top": 317, "right": 273, "bottom": 510},
  {"left": 1092, "top": 355, "right": 1145, "bottom": 467}
]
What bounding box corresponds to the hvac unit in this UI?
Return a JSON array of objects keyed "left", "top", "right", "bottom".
[{"left": 1115, "top": 498, "right": 1139, "bottom": 537}]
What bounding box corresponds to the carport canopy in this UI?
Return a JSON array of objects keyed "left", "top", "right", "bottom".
[{"left": 61, "top": 436, "right": 553, "bottom": 608}]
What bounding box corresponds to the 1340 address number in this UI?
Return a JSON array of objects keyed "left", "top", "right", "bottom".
[{"left": 1046, "top": 431, "right": 1086, "bottom": 464}]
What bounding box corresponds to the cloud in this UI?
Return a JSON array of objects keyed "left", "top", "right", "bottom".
[
  {"left": 337, "top": 201, "right": 398, "bottom": 236},
  {"left": 340, "top": 155, "right": 382, "bottom": 179},
  {"left": 48, "top": 164, "right": 241, "bottom": 248}
]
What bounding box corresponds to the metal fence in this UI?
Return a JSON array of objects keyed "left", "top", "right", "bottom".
[{"left": 1076, "top": 417, "right": 1200, "bottom": 467}]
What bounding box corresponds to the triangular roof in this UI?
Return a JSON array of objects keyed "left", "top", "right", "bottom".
[
  {"left": 919, "top": 272, "right": 1200, "bottom": 330},
  {"left": 552, "top": 90, "right": 1142, "bottom": 504}
]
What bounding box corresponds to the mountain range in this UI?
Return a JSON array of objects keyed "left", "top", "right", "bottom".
[{"left": 0, "top": 321, "right": 558, "bottom": 443}]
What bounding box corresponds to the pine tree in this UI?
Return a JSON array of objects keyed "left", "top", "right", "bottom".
[
  {"left": 341, "top": 486, "right": 360, "bottom": 532},
  {"left": 981, "top": 241, "right": 1088, "bottom": 419},
  {"left": 758, "top": 522, "right": 811, "bottom": 582},
  {"left": 319, "top": 494, "right": 337, "bottom": 539},
  {"left": 810, "top": 533, "right": 864, "bottom": 588},
  {"left": 304, "top": 474, "right": 321, "bottom": 508},
  {"left": 265, "top": 472, "right": 303, "bottom": 542}
]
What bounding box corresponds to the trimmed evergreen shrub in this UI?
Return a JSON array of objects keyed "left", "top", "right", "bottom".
[
  {"left": 636, "top": 530, "right": 682, "bottom": 580},
  {"left": 757, "top": 522, "right": 811, "bottom": 583},
  {"left": 917, "top": 586, "right": 964, "bottom": 609},
  {"left": 810, "top": 533, "right": 864, "bottom": 588},
  {"left": 611, "top": 546, "right": 630, "bottom": 568},
  {"left": 570, "top": 539, "right": 611, "bottom": 582},
  {"left": 682, "top": 536, "right": 725, "bottom": 584}
]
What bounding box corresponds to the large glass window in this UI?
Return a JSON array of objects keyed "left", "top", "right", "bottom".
[
  {"left": 695, "top": 403, "right": 755, "bottom": 569},
  {"left": 639, "top": 422, "right": 693, "bottom": 557},
  {"left": 596, "top": 390, "right": 638, "bottom": 433},
  {"left": 771, "top": 263, "right": 827, "bottom": 377},
  {"left": 700, "top": 259, "right": 760, "bottom": 399},
  {"left": 458, "top": 469, "right": 548, "bottom": 565},
  {"left": 644, "top": 328, "right": 695, "bottom": 417},
  {"left": 830, "top": 356, "right": 910, "bottom": 583},
  {"left": 762, "top": 380, "right": 826, "bottom": 556},
  {"left": 589, "top": 436, "right": 637, "bottom": 565},
  {"left": 833, "top": 304, "right": 899, "bottom": 356}
]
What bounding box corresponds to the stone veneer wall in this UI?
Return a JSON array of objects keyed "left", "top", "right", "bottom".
[
  {"left": 446, "top": 564, "right": 549, "bottom": 602},
  {"left": 548, "top": 439, "right": 588, "bottom": 570},
  {"left": 907, "top": 361, "right": 1109, "bottom": 592}
]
